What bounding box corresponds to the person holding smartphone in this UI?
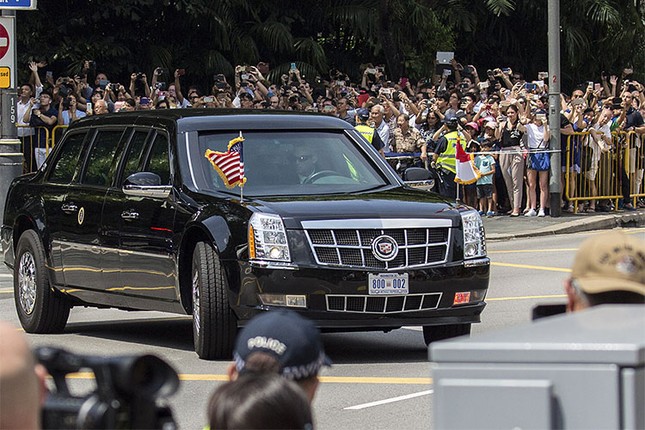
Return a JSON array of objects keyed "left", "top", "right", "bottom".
[{"left": 524, "top": 111, "right": 551, "bottom": 217}]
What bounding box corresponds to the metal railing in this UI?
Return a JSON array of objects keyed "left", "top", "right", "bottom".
[
  {"left": 563, "top": 131, "right": 644, "bottom": 212},
  {"left": 16, "top": 125, "right": 68, "bottom": 173}
]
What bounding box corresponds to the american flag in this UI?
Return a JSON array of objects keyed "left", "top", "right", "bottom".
[{"left": 205, "top": 133, "right": 246, "bottom": 188}]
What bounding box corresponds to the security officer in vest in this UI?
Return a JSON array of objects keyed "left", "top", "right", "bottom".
[
  {"left": 355, "top": 108, "right": 385, "bottom": 157},
  {"left": 433, "top": 114, "right": 467, "bottom": 198}
]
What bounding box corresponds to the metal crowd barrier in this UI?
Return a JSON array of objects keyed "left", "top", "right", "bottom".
[
  {"left": 563, "top": 131, "right": 644, "bottom": 212},
  {"left": 16, "top": 125, "right": 68, "bottom": 173}
]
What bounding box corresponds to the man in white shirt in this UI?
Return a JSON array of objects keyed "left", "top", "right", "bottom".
[{"left": 16, "top": 62, "right": 43, "bottom": 137}]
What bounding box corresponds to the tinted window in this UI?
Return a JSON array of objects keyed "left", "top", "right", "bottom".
[
  {"left": 145, "top": 133, "right": 170, "bottom": 185},
  {"left": 82, "top": 130, "right": 124, "bottom": 187},
  {"left": 48, "top": 132, "right": 86, "bottom": 184},
  {"left": 121, "top": 130, "right": 150, "bottom": 184},
  {"left": 194, "top": 131, "right": 387, "bottom": 196}
]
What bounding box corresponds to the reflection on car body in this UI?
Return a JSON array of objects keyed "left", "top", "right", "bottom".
[{"left": 2, "top": 109, "right": 489, "bottom": 359}]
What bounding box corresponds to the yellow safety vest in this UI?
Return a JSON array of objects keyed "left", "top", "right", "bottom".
[
  {"left": 436, "top": 131, "right": 466, "bottom": 174},
  {"left": 355, "top": 124, "right": 375, "bottom": 143}
]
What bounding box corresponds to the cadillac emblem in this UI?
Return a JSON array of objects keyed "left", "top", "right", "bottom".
[
  {"left": 371, "top": 235, "right": 399, "bottom": 262},
  {"left": 77, "top": 207, "right": 85, "bottom": 225}
]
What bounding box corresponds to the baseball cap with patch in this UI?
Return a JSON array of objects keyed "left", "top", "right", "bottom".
[
  {"left": 356, "top": 108, "right": 370, "bottom": 120},
  {"left": 571, "top": 231, "right": 645, "bottom": 296},
  {"left": 234, "top": 309, "right": 332, "bottom": 380}
]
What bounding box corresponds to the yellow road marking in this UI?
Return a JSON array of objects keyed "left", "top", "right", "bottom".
[
  {"left": 65, "top": 373, "right": 431, "bottom": 384},
  {"left": 491, "top": 262, "right": 571, "bottom": 273},
  {"left": 488, "top": 248, "right": 577, "bottom": 254},
  {"left": 487, "top": 294, "right": 566, "bottom": 301},
  {"left": 0, "top": 288, "right": 12, "bottom": 294}
]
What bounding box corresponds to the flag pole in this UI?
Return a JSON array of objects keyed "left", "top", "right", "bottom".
[{"left": 239, "top": 131, "right": 244, "bottom": 203}]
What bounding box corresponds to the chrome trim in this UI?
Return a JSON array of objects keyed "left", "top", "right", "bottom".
[
  {"left": 304, "top": 227, "right": 451, "bottom": 271},
  {"left": 301, "top": 219, "right": 453, "bottom": 229},
  {"left": 464, "top": 258, "right": 490, "bottom": 268},
  {"left": 184, "top": 132, "right": 198, "bottom": 186},
  {"left": 123, "top": 185, "right": 172, "bottom": 199},
  {"left": 249, "top": 260, "right": 298, "bottom": 270},
  {"left": 325, "top": 292, "right": 442, "bottom": 314}
]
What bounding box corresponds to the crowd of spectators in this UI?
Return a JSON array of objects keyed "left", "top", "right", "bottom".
[{"left": 17, "top": 58, "right": 645, "bottom": 214}]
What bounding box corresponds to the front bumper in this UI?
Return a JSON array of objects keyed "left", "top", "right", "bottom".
[{"left": 230, "top": 258, "right": 489, "bottom": 328}]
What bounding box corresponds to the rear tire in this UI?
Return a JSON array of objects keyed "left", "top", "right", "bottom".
[
  {"left": 14, "top": 230, "right": 70, "bottom": 333},
  {"left": 192, "top": 241, "right": 237, "bottom": 360},
  {"left": 423, "top": 323, "right": 471, "bottom": 346}
]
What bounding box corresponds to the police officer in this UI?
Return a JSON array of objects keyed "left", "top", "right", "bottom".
[
  {"left": 355, "top": 108, "right": 385, "bottom": 157},
  {"left": 433, "top": 114, "right": 467, "bottom": 198}
]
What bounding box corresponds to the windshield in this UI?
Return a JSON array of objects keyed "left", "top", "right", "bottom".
[{"left": 191, "top": 131, "right": 389, "bottom": 196}]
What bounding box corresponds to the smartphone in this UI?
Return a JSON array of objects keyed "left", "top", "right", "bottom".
[
  {"left": 442, "top": 69, "right": 452, "bottom": 77},
  {"left": 140, "top": 97, "right": 150, "bottom": 106},
  {"left": 86, "top": 102, "right": 92, "bottom": 114},
  {"left": 177, "top": 68, "right": 186, "bottom": 76},
  {"left": 290, "top": 62, "right": 297, "bottom": 71},
  {"left": 214, "top": 74, "right": 226, "bottom": 82},
  {"left": 538, "top": 72, "right": 548, "bottom": 80},
  {"left": 365, "top": 68, "right": 377, "bottom": 74},
  {"left": 502, "top": 67, "right": 511, "bottom": 75},
  {"left": 98, "top": 79, "right": 108, "bottom": 89},
  {"left": 46, "top": 71, "right": 53, "bottom": 79},
  {"left": 594, "top": 83, "right": 601, "bottom": 91},
  {"left": 336, "top": 80, "right": 345, "bottom": 87},
  {"left": 240, "top": 73, "right": 249, "bottom": 81},
  {"left": 524, "top": 82, "right": 537, "bottom": 91},
  {"left": 203, "top": 96, "right": 214, "bottom": 103},
  {"left": 478, "top": 81, "right": 489, "bottom": 90}
]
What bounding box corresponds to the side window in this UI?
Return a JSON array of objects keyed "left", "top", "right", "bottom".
[
  {"left": 48, "top": 132, "right": 86, "bottom": 184},
  {"left": 82, "top": 130, "right": 124, "bottom": 187},
  {"left": 145, "top": 133, "right": 171, "bottom": 185},
  {"left": 121, "top": 130, "right": 150, "bottom": 184}
]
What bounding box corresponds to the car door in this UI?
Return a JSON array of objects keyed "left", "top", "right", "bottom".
[
  {"left": 59, "top": 128, "right": 125, "bottom": 291},
  {"left": 104, "top": 130, "right": 178, "bottom": 301},
  {"left": 41, "top": 130, "right": 89, "bottom": 287}
]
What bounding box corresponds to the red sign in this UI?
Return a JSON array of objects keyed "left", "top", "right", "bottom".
[{"left": 0, "top": 23, "right": 8, "bottom": 61}]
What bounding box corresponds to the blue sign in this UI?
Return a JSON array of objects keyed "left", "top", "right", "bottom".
[{"left": 0, "top": 0, "right": 37, "bottom": 10}]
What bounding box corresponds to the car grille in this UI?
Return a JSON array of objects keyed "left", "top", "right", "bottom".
[
  {"left": 305, "top": 228, "right": 450, "bottom": 269},
  {"left": 326, "top": 293, "right": 442, "bottom": 314}
]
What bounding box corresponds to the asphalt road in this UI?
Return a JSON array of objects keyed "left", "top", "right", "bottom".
[{"left": 1, "top": 227, "right": 643, "bottom": 429}]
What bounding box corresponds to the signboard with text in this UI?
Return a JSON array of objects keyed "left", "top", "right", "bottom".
[
  {"left": 0, "top": 0, "right": 37, "bottom": 10},
  {"left": 0, "top": 17, "right": 14, "bottom": 88}
]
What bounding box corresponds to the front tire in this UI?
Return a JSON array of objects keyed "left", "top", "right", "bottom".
[
  {"left": 192, "top": 241, "right": 237, "bottom": 360},
  {"left": 423, "top": 323, "right": 471, "bottom": 346},
  {"left": 14, "top": 230, "right": 70, "bottom": 333}
]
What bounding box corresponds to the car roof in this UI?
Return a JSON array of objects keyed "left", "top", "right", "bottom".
[{"left": 68, "top": 109, "right": 355, "bottom": 133}]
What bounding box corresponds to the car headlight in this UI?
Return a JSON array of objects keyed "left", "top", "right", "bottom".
[
  {"left": 461, "top": 210, "right": 486, "bottom": 259},
  {"left": 248, "top": 213, "right": 291, "bottom": 262}
]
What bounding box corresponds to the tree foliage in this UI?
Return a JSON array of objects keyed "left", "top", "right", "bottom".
[{"left": 15, "top": 0, "right": 644, "bottom": 92}]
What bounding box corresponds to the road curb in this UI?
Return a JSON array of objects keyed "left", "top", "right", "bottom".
[{"left": 486, "top": 211, "right": 645, "bottom": 241}]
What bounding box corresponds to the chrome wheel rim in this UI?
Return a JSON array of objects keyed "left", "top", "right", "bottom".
[
  {"left": 17, "top": 252, "right": 37, "bottom": 315},
  {"left": 192, "top": 269, "right": 201, "bottom": 335}
]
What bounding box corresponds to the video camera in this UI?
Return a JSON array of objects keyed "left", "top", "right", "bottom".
[{"left": 35, "top": 346, "right": 179, "bottom": 430}]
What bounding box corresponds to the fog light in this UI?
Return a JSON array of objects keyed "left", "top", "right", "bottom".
[
  {"left": 259, "top": 294, "right": 307, "bottom": 308},
  {"left": 453, "top": 292, "right": 471, "bottom": 305}
]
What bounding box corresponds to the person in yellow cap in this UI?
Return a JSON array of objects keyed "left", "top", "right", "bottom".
[{"left": 565, "top": 231, "right": 645, "bottom": 312}]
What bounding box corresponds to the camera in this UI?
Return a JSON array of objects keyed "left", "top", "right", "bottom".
[
  {"left": 36, "top": 346, "right": 179, "bottom": 430},
  {"left": 62, "top": 97, "right": 71, "bottom": 110},
  {"left": 136, "top": 72, "right": 144, "bottom": 80},
  {"left": 203, "top": 96, "right": 214, "bottom": 103},
  {"left": 155, "top": 82, "right": 167, "bottom": 91},
  {"left": 59, "top": 85, "right": 72, "bottom": 98},
  {"left": 213, "top": 73, "right": 226, "bottom": 83},
  {"left": 392, "top": 91, "right": 401, "bottom": 102}
]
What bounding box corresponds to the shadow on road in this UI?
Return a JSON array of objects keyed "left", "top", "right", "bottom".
[{"left": 64, "top": 317, "right": 195, "bottom": 352}]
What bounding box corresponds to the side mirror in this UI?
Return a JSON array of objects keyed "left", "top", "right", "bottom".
[
  {"left": 402, "top": 167, "right": 431, "bottom": 181},
  {"left": 123, "top": 172, "right": 171, "bottom": 199}
]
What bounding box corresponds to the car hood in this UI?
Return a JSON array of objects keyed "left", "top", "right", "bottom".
[{"left": 247, "top": 187, "right": 465, "bottom": 229}]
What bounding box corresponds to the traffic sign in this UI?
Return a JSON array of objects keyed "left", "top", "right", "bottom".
[
  {"left": 0, "top": 17, "right": 14, "bottom": 88},
  {"left": 0, "top": 22, "right": 9, "bottom": 60},
  {"left": 0, "top": 0, "right": 37, "bottom": 10}
]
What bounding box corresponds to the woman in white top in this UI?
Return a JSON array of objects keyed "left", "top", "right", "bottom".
[{"left": 524, "top": 111, "right": 550, "bottom": 217}]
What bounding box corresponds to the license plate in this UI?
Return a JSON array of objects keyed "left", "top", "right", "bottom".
[{"left": 368, "top": 273, "right": 409, "bottom": 295}]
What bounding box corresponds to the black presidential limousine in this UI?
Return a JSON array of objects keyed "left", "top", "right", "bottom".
[{"left": 2, "top": 109, "right": 489, "bottom": 359}]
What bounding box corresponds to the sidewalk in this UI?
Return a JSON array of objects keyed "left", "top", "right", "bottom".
[{"left": 483, "top": 208, "right": 645, "bottom": 241}]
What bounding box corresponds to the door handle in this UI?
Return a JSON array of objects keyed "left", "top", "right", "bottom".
[
  {"left": 61, "top": 203, "right": 78, "bottom": 214},
  {"left": 121, "top": 210, "right": 140, "bottom": 220}
]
